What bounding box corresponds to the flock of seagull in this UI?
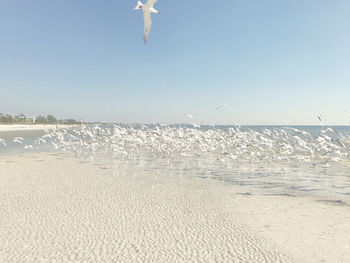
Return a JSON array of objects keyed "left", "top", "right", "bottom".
[
  {"left": 2, "top": 123, "right": 347, "bottom": 169},
  {"left": 0, "top": 136, "right": 34, "bottom": 150}
]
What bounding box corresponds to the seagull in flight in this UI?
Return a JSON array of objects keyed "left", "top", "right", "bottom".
[
  {"left": 134, "top": 0, "right": 159, "bottom": 43},
  {"left": 185, "top": 114, "right": 194, "bottom": 120},
  {"left": 216, "top": 104, "right": 228, "bottom": 111}
]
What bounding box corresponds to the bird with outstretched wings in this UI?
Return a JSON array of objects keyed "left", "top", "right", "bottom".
[{"left": 134, "top": 0, "right": 159, "bottom": 43}]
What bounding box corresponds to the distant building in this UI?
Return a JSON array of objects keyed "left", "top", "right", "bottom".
[
  {"left": 17, "top": 116, "right": 36, "bottom": 123},
  {"left": 26, "top": 117, "right": 36, "bottom": 123}
]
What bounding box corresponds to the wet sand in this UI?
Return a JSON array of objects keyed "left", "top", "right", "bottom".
[
  {"left": 0, "top": 153, "right": 349, "bottom": 262},
  {"left": 223, "top": 189, "right": 350, "bottom": 263}
]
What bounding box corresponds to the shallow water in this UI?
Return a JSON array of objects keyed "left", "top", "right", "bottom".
[
  {"left": 0, "top": 130, "right": 52, "bottom": 155},
  {"left": 1, "top": 124, "right": 350, "bottom": 204},
  {"left": 103, "top": 152, "right": 350, "bottom": 204}
]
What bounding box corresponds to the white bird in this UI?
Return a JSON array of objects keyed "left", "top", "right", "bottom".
[
  {"left": 185, "top": 114, "right": 194, "bottom": 120},
  {"left": 0, "top": 138, "right": 6, "bottom": 147},
  {"left": 216, "top": 104, "right": 228, "bottom": 111},
  {"left": 12, "top": 137, "right": 24, "bottom": 144},
  {"left": 24, "top": 145, "right": 33, "bottom": 150},
  {"left": 134, "top": 0, "right": 159, "bottom": 43}
]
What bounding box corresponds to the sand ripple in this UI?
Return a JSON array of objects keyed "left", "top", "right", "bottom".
[{"left": 0, "top": 154, "right": 290, "bottom": 262}]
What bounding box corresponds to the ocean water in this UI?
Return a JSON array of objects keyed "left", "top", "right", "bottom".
[
  {"left": 1, "top": 124, "right": 350, "bottom": 203},
  {"left": 0, "top": 130, "right": 51, "bottom": 155}
]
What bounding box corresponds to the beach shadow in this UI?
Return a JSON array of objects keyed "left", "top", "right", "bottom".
[
  {"left": 234, "top": 192, "right": 254, "bottom": 196},
  {"left": 316, "top": 199, "right": 348, "bottom": 206},
  {"left": 262, "top": 193, "right": 295, "bottom": 197}
]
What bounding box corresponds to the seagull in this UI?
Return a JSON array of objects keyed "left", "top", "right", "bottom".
[
  {"left": 24, "top": 145, "right": 33, "bottom": 150},
  {"left": 185, "top": 114, "right": 194, "bottom": 120},
  {"left": 134, "top": 0, "right": 159, "bottom": 43},
  {"left": 0, "top": 138, "right": 6, "bottom": 147},
  {"left": 12, "top": 137, "right": 24, "bottom": 144},
  {"left": 216, "top": 104, "right": 228, "bottom": 111}
]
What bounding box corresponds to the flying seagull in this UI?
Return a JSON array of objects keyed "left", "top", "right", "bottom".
[
  {"left": 216, "top": 104, "right": 228, "bottom": 111},
  {"left": 134, "top": 0, "right": 159, "bottom": 43},
  {"left": 185, "top": 114, "right": 194, "bottom": 120}
]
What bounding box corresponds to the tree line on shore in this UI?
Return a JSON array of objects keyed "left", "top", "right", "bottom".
[{"left": 0, "top": 113, "right": 80, "bottom": 125}]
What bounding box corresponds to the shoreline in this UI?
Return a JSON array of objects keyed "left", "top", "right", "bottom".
[
  {"left": 0, "top": 124, "right": 78, "bottom": 132},
  {"left": 0, "top": 153, "right": 349, "bottom": 262}
]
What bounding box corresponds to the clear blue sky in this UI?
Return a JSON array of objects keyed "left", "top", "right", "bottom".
[{"left": 1, "top": 0, "right": 350, "bottom": 125}]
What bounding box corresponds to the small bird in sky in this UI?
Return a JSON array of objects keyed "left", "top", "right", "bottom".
[
  {"left": 134, "top": 0, "right": 159, "bottom": 43},
  {"left": 185, "top": 114, "right": 194, "bottom": 120},
  {"left": 216, "top": 104, "right": 228, "bottom": 111}
]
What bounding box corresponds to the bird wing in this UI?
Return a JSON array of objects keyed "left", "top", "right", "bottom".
[
  {"left": 144, "top": 0, "right": 158, "bottom": 7},
  {"left": 143, "top": 10, "right": 152, "bottom": 43},
  {"left": 185, "top": 114, "right": 194, "bottom": 120}
]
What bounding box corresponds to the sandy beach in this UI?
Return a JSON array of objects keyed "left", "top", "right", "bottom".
[
  {"left": 0, "top": 153, "right": 349, "bottom": 262},
  {"left": 0, "top": 124, "right": 77, "bottom": 132}
]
